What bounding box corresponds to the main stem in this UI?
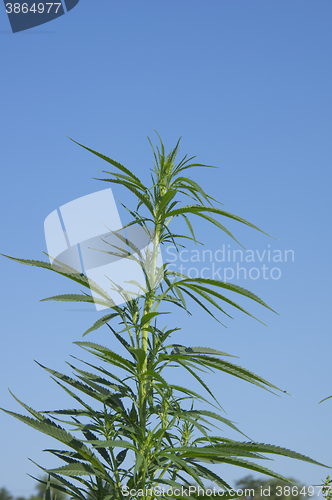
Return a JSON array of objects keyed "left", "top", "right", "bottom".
[
  {"left": 137, "top": 176, "right": 166, "bottom": 495},
  {"left": 138, "top": 224, "right": 161, "bottom": 427}
]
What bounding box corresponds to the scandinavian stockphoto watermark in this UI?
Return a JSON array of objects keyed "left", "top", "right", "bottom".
[
  {"left": 3, "top": 0, "right": 80, "bottom": 33},
  {"left": 43, "top": 188, "right": 293, "bottom": 311},
  {"left": 165, "top": 245, "right": 295, "bottom": 282},
  {"left": 122, "top": 485, "right": 322, "bottom": 498},
  {"left": 44, "top": 188, "right": 163, "bottom": 311}
]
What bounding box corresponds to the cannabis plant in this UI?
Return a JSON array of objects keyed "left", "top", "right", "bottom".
[
  {"left": 321, "top": 476, "right": 332, "bottom": 500},
  {"left": 1, "top": 136, "right": 327, "bottom": 500}
]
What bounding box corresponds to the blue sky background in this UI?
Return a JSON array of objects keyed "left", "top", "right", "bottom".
[{"left": 1, "top": 0, "right": 332, "bottom": 497}]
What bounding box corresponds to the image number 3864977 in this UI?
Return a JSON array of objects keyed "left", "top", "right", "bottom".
[{"left": 3, "top": 0, "right": 80, "bottom": 33}]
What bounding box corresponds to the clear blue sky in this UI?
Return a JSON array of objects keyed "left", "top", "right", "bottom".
[{"left": 1, "top": 0, "right": 332, "bottom": 497}]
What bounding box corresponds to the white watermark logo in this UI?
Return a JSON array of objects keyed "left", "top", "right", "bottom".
[{"left": 44, "top": 188, "right": 163, "bottom": 310}]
